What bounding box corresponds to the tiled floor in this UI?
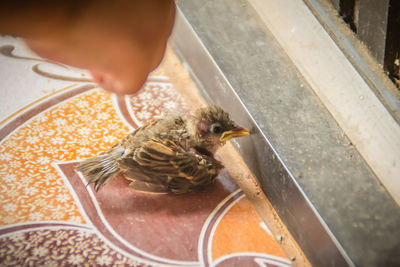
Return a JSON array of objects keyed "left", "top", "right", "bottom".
[{"left": 0, "top": 37, "right": 294, "bottom": 266}]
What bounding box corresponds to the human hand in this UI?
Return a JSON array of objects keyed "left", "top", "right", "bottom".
[{"left": 1, "top": 0, "right": 175, "bottom": 94}]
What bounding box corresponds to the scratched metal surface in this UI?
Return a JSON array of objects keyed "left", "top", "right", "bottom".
[{"left": 171, "top": 1, "right": 400, "bottom": 266}]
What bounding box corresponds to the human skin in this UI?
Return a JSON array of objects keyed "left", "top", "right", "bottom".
[{"left": 0, "top": 0, "right": 176, "bottom": 94}]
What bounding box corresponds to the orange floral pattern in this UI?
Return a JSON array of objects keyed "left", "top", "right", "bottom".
[
  {"left": 0, "top": 78, "right": 194, "bottom": 226},
  {"left": 0, "top": 89, "right": 129, "bottom": 225}
]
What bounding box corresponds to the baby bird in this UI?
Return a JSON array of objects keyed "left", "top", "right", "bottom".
[{"left": 76, "top": 105, "right": 250, "bottom": 194}]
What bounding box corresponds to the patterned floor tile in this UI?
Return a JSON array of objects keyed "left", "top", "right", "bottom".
[{"left": 0, "top": 37, "right": 292, "bottom": 266}]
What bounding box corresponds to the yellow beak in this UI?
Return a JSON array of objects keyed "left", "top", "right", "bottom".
[{"left": 220, "top": 127, "right": 251, "bottom": 141}]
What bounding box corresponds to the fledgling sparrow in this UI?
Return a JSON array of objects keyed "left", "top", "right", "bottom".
[{"left": 76, "top": 105, "right": 250, "bottom": 194}]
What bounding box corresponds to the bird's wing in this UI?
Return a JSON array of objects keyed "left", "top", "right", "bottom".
[
  {"left": 119, "top": 118, "right": 162, "bottom": 148},
  {"left": 118, "top": 138, "right": 223, "bottom": 193}
]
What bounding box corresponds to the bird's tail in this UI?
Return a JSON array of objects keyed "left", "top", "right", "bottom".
[{"left": 76, "top": 147, "right": 124, "bottom": 192}]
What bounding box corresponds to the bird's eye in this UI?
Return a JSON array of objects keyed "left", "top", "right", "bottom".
[{"left": 210, "top": 123, "right": 222, "bottom": 134}]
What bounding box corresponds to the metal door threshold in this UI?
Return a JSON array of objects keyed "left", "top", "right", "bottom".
[{"left": 169, "top": 1, "right": 400, "bottom": 266}]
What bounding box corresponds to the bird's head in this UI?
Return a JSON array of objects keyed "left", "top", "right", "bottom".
[{"left": 188, "top": 106, "right": 250, "bottom": 155}]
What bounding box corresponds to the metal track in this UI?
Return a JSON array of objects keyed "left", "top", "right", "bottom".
[{"left": 170, "top": 1, "right": 400, "bottom": 266}]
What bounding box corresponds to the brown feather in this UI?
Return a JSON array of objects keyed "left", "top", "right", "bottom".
[{"left": 75, "top": 106, "right": 248, "bottom": 194}]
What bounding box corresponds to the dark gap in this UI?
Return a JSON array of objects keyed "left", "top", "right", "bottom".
[
  {"left": 384, "top": 0, "right": 400, "bottom": 88},
  {"left": 339, "top": 0, "right": 357, "bottom": 32}
]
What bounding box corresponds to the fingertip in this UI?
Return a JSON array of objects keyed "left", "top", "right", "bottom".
[
  {"left": 96, "top": 76, "right": 146, "bottom": 96},
  {"left": 90, "top": 71, "right": 104, "bottom": 84}
]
